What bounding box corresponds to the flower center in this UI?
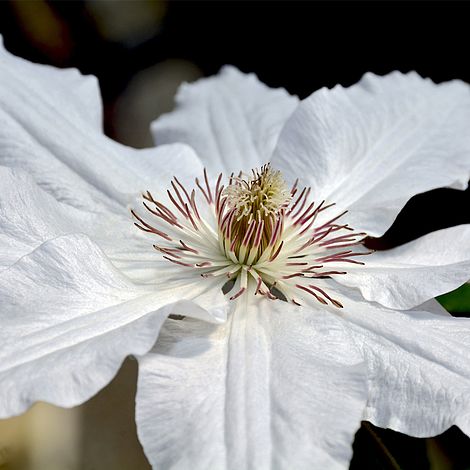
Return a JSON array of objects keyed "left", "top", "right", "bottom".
[
  {"left": 132, "top": 164, "right": 370, "bottom": 307},
  {"left": 219, "top": 164, "right": 290, "bottom": 265}
]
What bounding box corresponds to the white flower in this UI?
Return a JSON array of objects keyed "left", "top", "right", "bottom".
[{"left": 1, "top": 38, "right": 470, "bottom": 470}]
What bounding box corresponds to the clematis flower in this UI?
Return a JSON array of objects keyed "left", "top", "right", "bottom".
[{"left": 1, "top": 38, "right": 470, "bottom": 469}]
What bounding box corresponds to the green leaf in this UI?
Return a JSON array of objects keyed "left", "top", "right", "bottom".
[{"left": 436, "top": 283, "right": 470, "bottom": 313}]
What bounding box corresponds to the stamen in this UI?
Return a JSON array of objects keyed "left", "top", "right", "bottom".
[{"left": 132, "top": 164, "right": 368, "bottom": 307}]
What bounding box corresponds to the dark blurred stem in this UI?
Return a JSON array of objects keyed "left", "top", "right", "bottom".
[{"left": 363, "top": 422, "right": 401, "bottom": 470}]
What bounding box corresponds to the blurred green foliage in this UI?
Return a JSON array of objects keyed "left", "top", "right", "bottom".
[{"left": 437, "top": 284, "right": 470, "bottom": 315}]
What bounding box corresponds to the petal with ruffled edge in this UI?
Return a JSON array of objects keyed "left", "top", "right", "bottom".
[
  {"left": 334, "top": 224, "right": 470, "bottom": 310},
  {"left": 0, "top": 233, "right": 228, "bottom": 418},
  {"left": 340, "top": 298, "right": 470, "bottom": 437},
  {"left": 151, "top": 66, "right": 299, "bottom": 175},
  {"left": 0, "top": 38, "right": 203, "bottom": 213},
  {"left": 136, "top": 298, "right": 367, "bottom": 470},
  {"left": 272, "top": 71, "right": 470, "bottom": 237}
]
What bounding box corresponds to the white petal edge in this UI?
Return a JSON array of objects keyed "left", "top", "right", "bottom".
[
  {"left": 152, "top": 66, "right": 299, "bottom": 175},
  {"left": 415, "top": 298, "right": 450, "bottom": 317},
  {"left": 334, "top": 224, "right": 470, "bottom": 310},
  {"left": 0, "top": 233, "right": 228, "bottom": 418},
  {"left": 272, "top": 71, "right": 470, "bottom": 237},
  {"left": 0, "top": 39, "right": 204, "bottom": 212},
  {"left": 0, "top": 35, "right": 103, "bottom": 129},
  {"left": 339, "top": 298, "right": 470, "bottom": 437},
  {"left": 136, "top": 297, "right": 367, "bottom": 470}
]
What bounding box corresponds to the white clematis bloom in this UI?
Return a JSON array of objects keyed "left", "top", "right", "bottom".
[{"left": 1, "top": 38, "right": 470, "bottom": 469}]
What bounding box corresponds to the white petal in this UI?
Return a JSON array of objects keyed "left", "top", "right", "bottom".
[
  {"left": 335, "top": 224, "right": 470, "bottom": 310},
  {"left": 0, "top": 166, "right": 98, "bottom": 268},
  {"left": 0, "top": 233, "right": 227, "bottom": 418},
  {"left": 272, "top": 71, "right": 470, "bottom": 236},
  {"left": 415, "top": 299, "right": 450, "bottom": 317},
  {"left": 341, "top": 299, "right": 470, "bottom": 437},
  {"left": 136, "top": 299, "right": 367, "bottom": 470},
  {"left": 0, "top": 162, "right": 221, "bottom": 286},
  {"left": 0, "top": 166, "right": 156, "bottom": 278},
  {"left": 0, "top": 39, "right": 202, "bottom": 212},
  {"left": 0, "top": 36, "right": 103, "bottom": 130},
  {"left": 151, "top": 66, "right": 299, "bottom": 175},
  {"left": 127, "top": 143, "right": 204, "bottom": 189}
]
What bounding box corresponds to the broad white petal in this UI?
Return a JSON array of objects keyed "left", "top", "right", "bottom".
[
  {"left": 136, "top": 299, "right": 367, "bottom": 470},
  {"left": 152, "top": 66, "right": 299, "bottom": 175},
  {"left": 0, "top": 39, "right": 203, "bottom": 212},
  {"left": 0, "top": 36, "right": 103, "bottom": 130},
  {"left": 272, "top": 71, "right": 470, "bottom": 236},
  {"left": 335, "top": 225, "right": 470, "bottom": 310},
  {"left": 0, "top": 166, "right": 160, "bottom": 279},
  {"left": 340, "top": 299, "right": 470, "bottom": 437},
  {"left": 0, "top": 166, "right": 99, "bottom": 268},
  {"left": 0, "top": 233, "right": 227, "bottom": 418}
]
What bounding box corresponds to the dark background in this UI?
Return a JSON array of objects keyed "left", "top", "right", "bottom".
[{"left": 0, "top": 1, "right": 469, "bottom": 468}]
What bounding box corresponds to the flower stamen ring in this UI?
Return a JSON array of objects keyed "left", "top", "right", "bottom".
[{"left": 132, "top": 164, "right": 371, "bottom": 307}]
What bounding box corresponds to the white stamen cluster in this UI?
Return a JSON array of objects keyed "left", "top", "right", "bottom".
[
  {"left": 223, "top": 164, "right": 292, "bottom": 219},
  {"left": 132, "top": 165, "right": 370, "bottom": 307}
]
